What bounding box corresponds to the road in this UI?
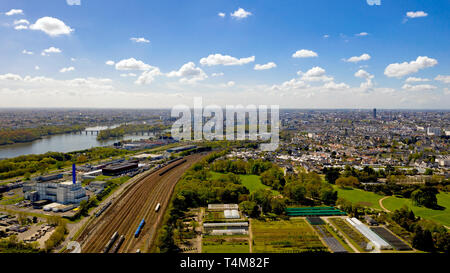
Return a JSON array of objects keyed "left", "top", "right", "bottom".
[
  {"left": 379, "top": 196, "right": 391, "bottom": 213},
  {"left": 76, "top": 153, "right": 206, "bottom": 253}
]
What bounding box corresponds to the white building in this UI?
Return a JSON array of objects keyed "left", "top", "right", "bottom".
[
  {"left": 427, "top": 127, "right": 441, "bottom": 136},
  {"left": 31, "top": 181, "right": 88, "bottom": 205}
]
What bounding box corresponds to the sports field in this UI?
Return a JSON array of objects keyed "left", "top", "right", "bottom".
[{"left": 382, "top": 192, "right": 450, "bottom": 227}]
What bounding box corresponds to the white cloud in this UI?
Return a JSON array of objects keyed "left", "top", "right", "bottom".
[
  {"left": 227, "top": 81, "right": 235, "bottom": 87},
  {"left": 211, "top": 72, "right": 224, "bottom": 77},
  {"left": 366, "top": 0, "right": 381, "bottom": 6},
  {"left": 130, "top": 37, "right": 150, "bottom": 43},
  {"left": 120, "top": 73, "right": 137, "bottom": 77},
  {"left": 345, "top": 53, "right": 371, "bottom": 63},
  {"left": 435, "top": 75, "right": 450, "bottom": 84},
  {"left": 22, "top": 50, "right": 33, "bottom": 55},
  {"left": 323, "top": 81, "right": 350, "bottom": 90},
  {"left": 218, "top": 12, "right": 226, "bottom": 18},
  {"left": 30, "top": 17, "right": 74, "bottom": 37},
  {"left": 135, "top": 68, "right": 162, "bottom": 85},
  {"left": 115, "top": 58, "right": 152, "bottom": 71},
  {"left": 41, "top": 47, "right": 62, "bottom": 56},
  {"left": 356, "top": 32, "right": 369, "bottom": 36},
  {"left": 71, "top": 58, "right": 76, "bottom": 62},
  {"left": 405, "top": 77, "right": 430, "bottom": 83},
  {"left": 292, "top": 49, "right": 318, "bottom": 58},
  {"left": 384, "top": 56, "right": 438, "bottom": 78},
  {"left": 271, "top": 78, "right": 309, "bottom": 91},
  {"left": 14, "top": 25, "right": 28, "bottom": 30},
  {"left": 67, "top": 0, "right": 81, "bottom": 5},
  {"left": 5, "top": 9, "right": 24, "bottom": 16},
  {"left": 230, "top": 8, "right": 252, "bottom": 19},
  {"left": 299, "top": 67, "right": 333, "bottom": 82},
  {"left": 406, "top": 11, "right": 428, "bottom": 18},
  {"left": 200, "top": 54, "right": 255, "bottom": 66},
  {"left": 355, "top": 69, "right": 374, "bottom": 90},
  {"left": 166, "top": 62, "right": 207, "bottom": 83},
  {"left": 105, "top": 60, "right": 115, "bottom": 66},
  {"left": 60, "top": 67, "right": 75, "bottom": 73},
  {"left": 14, "top": 19, "right": 29, "bottom": 25},
  {"left": 254, "top": 62, "right": 277, "bottom": 71},
  {"left": 0, "top": 73, "right": 23, "bottom": 81},
  {"left": 35, "top": 66, "right": 40, "bottom": 70},
  {"left": 402, "top": 84, "right": 436, "bottom": 91}
]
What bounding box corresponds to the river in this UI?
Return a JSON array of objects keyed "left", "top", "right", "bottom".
[{"left": 0, "top": 125, "right": 154, "bottom": 159}]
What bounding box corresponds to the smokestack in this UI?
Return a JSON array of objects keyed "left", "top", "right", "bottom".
[{"left": 72, "top": 164, "right": 76, "bottom": 184}]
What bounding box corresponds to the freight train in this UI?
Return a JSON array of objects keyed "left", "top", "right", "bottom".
[
  {"left": 95, "top": 201, "right": 112, "bottom": 218},
  {"left": 111, "top": 235, "right": 125, "bottom": 253},
  {"left": 159, "top": 159, "right": 187, "bottom": 176},
  {"left": 103, "top": 231, "right": 119, "bottom": 253}
]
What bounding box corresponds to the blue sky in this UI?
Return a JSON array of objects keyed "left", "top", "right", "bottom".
[{"left": 0, "top": 0, "right": 449, "bottom": 108}]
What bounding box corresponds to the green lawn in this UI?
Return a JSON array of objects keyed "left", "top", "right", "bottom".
[
  {"left": 202, "top": 235, "right": 249, "bottom": 253},
  {"left": 332, "top": 185, "right": 384, "bottom": 210},
  {"left": 382, "top": 193, "right": 450, "bottom": 227},
  {"left": 210, "top": 171, "right": 278, "bottom": 194}
]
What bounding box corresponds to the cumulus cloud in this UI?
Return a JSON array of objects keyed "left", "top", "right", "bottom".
[
  {"left": 130, "top": 37, "right": 150, "bottom": 43},
  {"left": 30, "top": 17, "right": 74, "bottom": 37},
  {"left": 345, "top": 53, "right": 371, "bottom": 63},
  {"left": 230, "top": 8, "right": 252, "bottom": 19},
  {"left": 120, "top": 73, "right": 137, "bottom": 77},
  {"left": 115, "top": 58, "right": 152, "bottom": 71},
  {"left": 271, "top": 78, "right": 309, "bottom": 91},
  {"left": 60, "top": 67, "right": 75, "bottom": 73},
  {"left": 22, "top": 50, "right": 33, "bottom": 55},
  {"left": 355, "top": 69, "right": 374, "bottom": 90},
  {"left": 355, "top": 32, "right": 369, "bottom": 36},
  {"left": 135, "top": 68, "right": 162, "bottom": 85},
  {"left": 323, "top": 81, "right": 350, "bottom": 90},
  {"left": 402, "top": 84, "right": 436, "bottom": 91},
  {"left": 218, "top": 12, "right": 226, "bottom": 18},
  {"left": 35, "top": 66, "right": 40, "bottom": 70},
  {"left": 298, "top": 67, "right": 333, "bottom": 82},
  {"left": 0, "top": 73, "right": 23, "bottom": 81},
  {"left": 5, "top": 9, "right": 24, "bottom": 16},
  {"left": 166, "top": 62, "right": 207, "bottom": 83},
  {"left": 41, "top": 47, "right": 62, "bottom": 56},
  {"left": 292, "top": 49, "right": 318, "bottom": 58},
  {"left": 405, "top": 77, "right": 430, "bottom": 83},
  {"left": 14, "top": 25, "right": 28, "bottom": 30},
  {"left": 14, "top": 19, "right": 29, "bottom": 25},
  {"left": 211, "top": 72, "right": 224, "bottom": 77},
  {"left": 254, "top": 62, "right": 277, "bottom": 71},
  {"left": 67, "top": 0, "right": 81, "bottom": 5},
  {"left": 227, "top": 81, "right": 235, "bottom": 87},
  {"left": 406, "top": 11, "right": 428, "bottom": 18},
  {"left": 105, "top": 60, "right": 115, "bottom": 66},
  {"left": 384, "top": 56, "right": 438, "bottom": 78},
  {"left": 200, "top": 54, "right": 255, "bottom": 66},
  {"left": 435, "top": 75, "right": 450, "bottom": 84}
]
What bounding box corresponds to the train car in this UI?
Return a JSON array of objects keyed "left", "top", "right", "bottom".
[
  {"left": 95, "top": 201, "right": 112, "bottom": 218},
  {"left": 155, "top": 203, "right": 161, "bottom": 212},
  {"left": 102, "top": 231, "right": 119, "bottom": 253},
  {"left": 134, "top": 219, "right": 145, "bottom": 238},
  {"left": 111, "top": 235, "right": 125, "bottom": 253}
]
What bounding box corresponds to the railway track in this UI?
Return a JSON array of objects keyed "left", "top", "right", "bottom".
[{"left": 77, "top": 153, "right": 206, "bottom": 253}]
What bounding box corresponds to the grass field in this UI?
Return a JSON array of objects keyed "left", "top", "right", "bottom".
[
  {"left": 252, "top": 218, "right": 328, "bottom": 253},
  {"left": 332, "top": 185, "right": 384, "bottom": 210},
  {"left": 202, "top": 235, "right": 249, "bottom": 253},
  {"left": 210, "top": 172, "right": 278, "bottom": 194},
  {"left": 382, "top": 192, "right": 450, "bottom": 227}
]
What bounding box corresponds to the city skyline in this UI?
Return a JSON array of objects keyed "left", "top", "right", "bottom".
[{"left": 0, "top": 0, "right": 449, "bottom": 109}]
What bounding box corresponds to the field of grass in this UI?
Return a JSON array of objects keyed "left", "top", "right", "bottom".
[
  {"left": 252, "top": 218, "right": 328, "bottom": 253},
  {"left": 332, "top": 185, "right": 384, "bottom": 210},
  {"left": 210, "top": 172, "right": 278, "bottom": 194},
  {"left": 202, "top": 235, "right": 249, "bottom": 253},
  {"left": 382, "top": 192, "right": 450, "bottom": 227}
]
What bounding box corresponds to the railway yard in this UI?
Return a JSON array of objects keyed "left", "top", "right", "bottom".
[{"left": 76, "top": 153, "right": 206, "bottom": 253}]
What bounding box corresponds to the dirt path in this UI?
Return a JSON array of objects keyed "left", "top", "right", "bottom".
[
  {"left": 379, "top": 196, "right": 391, "bottom": 213},
  {"left": 197, "top": 208, "right": 204, "bottom": 253}
]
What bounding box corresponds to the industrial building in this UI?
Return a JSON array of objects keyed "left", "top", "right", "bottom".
[
  {"left": 28, "top": 181, "right": 88, "bottom": 205},
  {"left": 166, "top": 145, "right": 197, "bottom": 153},
  {"left": 102, "top": 162, "right": 139, "bottom": 176},
  {"left": 208, "top": 204, "right": 239, "bottom": 210}
]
